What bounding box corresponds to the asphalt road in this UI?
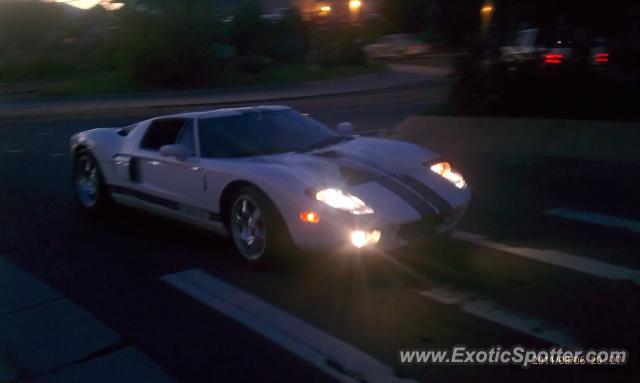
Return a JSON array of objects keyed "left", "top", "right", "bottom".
[{"left": 1, "top": 84, "right": 639, "bottom": 382}]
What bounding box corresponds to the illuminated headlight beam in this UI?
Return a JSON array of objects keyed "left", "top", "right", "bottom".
[
  {"left": 350, "top": 230, "right": 381, "bottom": 248},
  {"left": 429, "top": 162, "right": 466, "bottom": 189},
  {"left": 315, "top": 188, "right": 374, "bottom": 215}
]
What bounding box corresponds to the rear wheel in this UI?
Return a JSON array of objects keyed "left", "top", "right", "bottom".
[
  {"left": 73, "top": 150, "right": 110, "bottom": 213},
  {"left": 229, "top": 187, "right": 291, "bottom": 264}
]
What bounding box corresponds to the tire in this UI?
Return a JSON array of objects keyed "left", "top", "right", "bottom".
[
  {"left": 73, "top": 149, "right": 111, "bottom": 214},
  {"left": 228, "top": 186, "right": 292, "bottom": 264}
]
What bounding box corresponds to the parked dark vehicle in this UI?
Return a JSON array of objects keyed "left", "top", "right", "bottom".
[{"left": 500, "top": 28, "right": 610, "bottom": 76}]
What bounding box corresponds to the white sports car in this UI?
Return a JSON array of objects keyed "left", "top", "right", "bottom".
[{"left": 70, "top": 106, "right": 470, "bottom": 262}]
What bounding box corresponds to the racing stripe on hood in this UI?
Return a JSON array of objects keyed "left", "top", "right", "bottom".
[
  {"left": 339, "top": 152, "right": 452, "bottom": 213},
  {"left": 314, "top": 152, "right": 441, "bottom": 217},
  {"left": 395, "top": 174, "right": 452, "bottom": 213},
  {"left": 371, "top": 174, "right": 440, "bottom": 217}
]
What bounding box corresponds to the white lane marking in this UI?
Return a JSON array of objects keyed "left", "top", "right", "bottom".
[
  {"left": 161, "top": 269, "right": 415, "bottom": 383},
  {"left": 452, "top": 230, "right": 640, "bottom": 283},
  {"left": 4, "top": 149, "right": 22, "bottom": 154},
  {"left": 419, "top": 286, "right": 580, "bottom": 347},
  {"left": 546, "top": 208, "right": 640, "bottom": 233}
]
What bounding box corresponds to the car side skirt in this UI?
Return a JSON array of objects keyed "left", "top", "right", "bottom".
[{"left": 111, "top": 193, "right": 229, "bottom": 237}]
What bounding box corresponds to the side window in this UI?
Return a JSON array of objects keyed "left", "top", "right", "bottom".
[
  {"left": 176, "top": 119, "right": 195, "bottom": 155},
  {"left": 140, "top": 119, "right": 186, "bottom": 150}
]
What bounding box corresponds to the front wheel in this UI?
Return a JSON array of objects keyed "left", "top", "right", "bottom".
[
  {"left": 229, "top": 187, "right": 291, "bottom": 264},
  {"left": 73, "top": 150, "right": 110, "bottom": 214}
]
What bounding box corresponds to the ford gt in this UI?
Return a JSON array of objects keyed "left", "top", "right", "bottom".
[{"left": 70, "top": 106, "right": 470, "bottom": 262}]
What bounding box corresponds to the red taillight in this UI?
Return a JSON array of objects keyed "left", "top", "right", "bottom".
[
  {"left": 594, "top": 53, "right": 609, "bottom": 63},
  {"left": 544, "top": 53, "right": 563, "bottom": 64}
]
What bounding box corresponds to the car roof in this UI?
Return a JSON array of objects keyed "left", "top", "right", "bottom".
[{"left": 155, "top": 105, "right": 291, "bottom": 121}]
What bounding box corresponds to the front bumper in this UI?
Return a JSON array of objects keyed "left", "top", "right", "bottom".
[{"left": 290, "top": 203, "right": 468, "bottom": 253}]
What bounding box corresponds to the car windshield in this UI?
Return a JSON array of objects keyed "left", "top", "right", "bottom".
[{"left": 198, "top": 109, "right": 339, "bottom": 158}]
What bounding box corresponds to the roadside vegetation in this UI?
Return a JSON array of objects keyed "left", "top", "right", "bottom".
[
  {"left": 0, "top": 0, "right": 380, "bottom": 96},
  {"left": 0, "top": 0, "right": 487, "bottom": 97}
]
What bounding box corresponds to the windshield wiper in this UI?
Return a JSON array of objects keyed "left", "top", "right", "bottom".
[{"left": 298, "top": 136, "right": 352, "bottom": 153}]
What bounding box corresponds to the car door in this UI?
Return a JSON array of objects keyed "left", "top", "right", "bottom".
[{"left": 136, "top": 118, "right": 207, "bottom": 215}]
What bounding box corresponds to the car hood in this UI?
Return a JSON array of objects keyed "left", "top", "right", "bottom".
[
  {"left": 261, "top": 136, "right": 440, "bottom": 184},
  {"left": 247, "top": 136, "right": 468, "bottom": 213}
]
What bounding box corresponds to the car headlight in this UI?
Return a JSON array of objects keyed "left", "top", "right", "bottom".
[
  {"left": 429, "top": 162, "right": 467, "bottom": 189},
  {"left": 314, "top": 188, "right": 374, "bottom": 215}
]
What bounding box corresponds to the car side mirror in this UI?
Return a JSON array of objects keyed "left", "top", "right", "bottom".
[
  {"left": 159, "top": 144, "right": 191, "bottom": 161},
  {"left": 337, "top": 122, "right": 354, "bottom": 136}
]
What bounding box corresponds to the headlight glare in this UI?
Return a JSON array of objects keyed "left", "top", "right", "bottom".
[
  {"left": 350, "top": 230, "right": 381, "bottom": 248},
  {"left": 429, "top": 161, "right": 466, "bottom": 189},
  {"left": 315, "top": 188, "right": 374, "bottom": 215}
]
